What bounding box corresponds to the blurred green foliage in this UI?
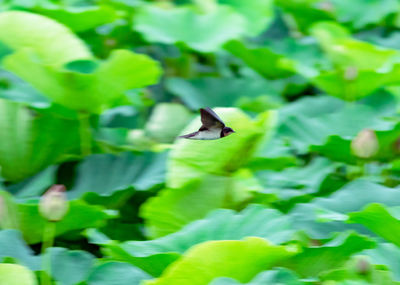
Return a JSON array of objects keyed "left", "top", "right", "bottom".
[{"left": 1, "top": 0, "right": 400, "bottom": 284}]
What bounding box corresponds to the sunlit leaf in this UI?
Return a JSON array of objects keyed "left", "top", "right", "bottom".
[
  {"left": 134, "top": 5, "right": 245, "bottom": 52},
  {"left": 0, "top": 11, "right": 91, "bottom": 66},
  {"left": 0, "top": 264, "right": 37, "bottom": 285},
  {"left": 144, "top": 237, "right": 297, "bottom": 285},
  {"left": 3, "top": 49, "right": 162, "bottom": 113},
  {"left": 310, "top": 22, "right": 398, "bottom": 70},
  {"left": 36, "top": 5, "right": 116, "bottom": 32},
  {"left": 141, "top": 173, "right": 259, "bottom": 238},
  {"left": 348, "top": 203, "right": 400, "bottom": 246},
  {"left": 225, "top": 40, "right": 295, "bottom": 79},
  {"left": 218, "top": 0, "right": 274, "bottom": 36},
  {"left": 102, "top": 205, "right": 293, "bottom": 275},
  {"left": 275, "top": 0, "right": 334, "bottom": 34}
]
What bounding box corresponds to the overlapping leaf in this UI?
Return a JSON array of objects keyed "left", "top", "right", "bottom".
[
  {"left": 134, "top": 5, "right": 245, "bottom": 52},
  {"left": 144, "top": 237, "right": 297, "bottom": 285},
  {"left": 101, "top": 205, "right": 293, "bottom": 275},
  {"left": 289, "top": 179, "right": 400, "bottom": 238},
  {"left": 0, "top": 11, "right": 91, "bottom": 66},
  {"left": 0, "top": 99, "right": 80, "bottom": 182},
  {"left": 68, "top": 151, "right": 168, "bottom": 199}
]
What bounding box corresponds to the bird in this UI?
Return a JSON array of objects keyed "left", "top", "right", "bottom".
[{"left": 179, "top": 107, "right": 235, "bottom": 140}]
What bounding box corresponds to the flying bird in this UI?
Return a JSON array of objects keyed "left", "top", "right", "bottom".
[{"left": 179, "top": 107, "right": 235, "bottom": 140}]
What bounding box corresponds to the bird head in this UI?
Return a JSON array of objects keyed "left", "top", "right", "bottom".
[{"left": 222, "top": 127, "right": 235, "bottom": 137}]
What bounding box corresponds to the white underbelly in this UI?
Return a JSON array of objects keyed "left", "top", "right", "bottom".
[{"left": 190, "top": 130, "right": 220, "bottom": 140}]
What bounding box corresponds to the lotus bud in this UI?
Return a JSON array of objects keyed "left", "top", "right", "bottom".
[
  {"left": 39, "top": 185, "right": 69, "bottom": 222},
  {"left": 351, "top": 129, "right": 379, "bottom": 158},
  {"left": 344, "top": 66, "right": 358, "bottom": 81},
  {"left": 318, "top": 1, "right": 334, "bottom": 12},
  {"left": 353, "top": 256, "right": 371, "bottom": 275}
]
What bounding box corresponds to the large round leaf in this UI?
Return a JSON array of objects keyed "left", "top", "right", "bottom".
[
  {"left": 0, "top": 11, "right": 91, "bottom": 66},
  {"left": 3, "top": 49, "right": 162, "bottom": 113},
  {"left": 134, "top": 5, "right": 245, "bottom": 52},
  {"left": 0, "top": 99, "right": 80, "bottom": 182},
  {"left": 144, "top": 237, "right": 297, "bottom": 285},
  {"left": 47, "top": 247, "right": 95, "bottom": 285},
  {"left": 68, "top": 151, "right": 167, "bottom": 199},
  {"left": 0, "top": 264, "right": 37, "bottom": 285},
  {"left": 218, "top": 0, "right": 274, "bottom": 36},
  {"left": 87, "top": 262, "right": 151, "bottom": 285},
  {"left": 102, "top": 205, "right": 293, "bottom": 275}
]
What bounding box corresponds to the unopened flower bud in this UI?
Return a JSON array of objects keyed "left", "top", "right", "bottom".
[
  {"left": 39, "top": 185, "right": 69, "bottom": 222},
  {"left": 353, "top": 256, "right": 371, "bottom": 275},
  {"left": 318, "top": 1, "right": 334, "bottom": 12},
  {"left": 344, "top": 66, "right": 358, "bottom": 81},
  {"left": 351, "top": 129, "right": 379, "bottom": 158}
]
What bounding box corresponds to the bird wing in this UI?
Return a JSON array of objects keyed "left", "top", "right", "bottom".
[{"left": 199, "top": 107, "right": 225, "bottom": 130}]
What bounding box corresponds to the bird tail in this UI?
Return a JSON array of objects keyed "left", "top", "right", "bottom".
[{"left": 178, "top": 132, "right": 196, "bottom": 139}]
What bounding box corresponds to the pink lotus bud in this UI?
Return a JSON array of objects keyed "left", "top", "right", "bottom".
[
  {"left": 351, "top": 129, "right": 379, "bottom": 158},
  {"left": 353, "top": 256, "right": 371, "bottom": 275},
  {"left": 344, "top": 66, "right": 358, "bottom": 81},
  {"left": 39, "top": 185, "right": 69, "bottom": 222}
]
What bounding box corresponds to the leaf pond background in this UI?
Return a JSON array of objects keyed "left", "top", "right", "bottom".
[{"left": 1, "top": 0, "right": 400, "bottom": 284}]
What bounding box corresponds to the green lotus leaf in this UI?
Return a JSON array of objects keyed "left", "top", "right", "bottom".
[
  {"left": 310, "top": 22, "right": 399, "bottom": 70},
  {"left": 46, "top": 247, "right": 95, "bottom": 285},
  {"left": 363, "top": 243, "right": 400, "bottom": 281},
  {"left": 225, "top": 40, "right": 295, "bottom": 79},
  {"left": 348, "top": 203, "right": 400, "bottom": 246},
  {"left": 331, "top": 0, "right": 398, "bottom": 29},
  {"left": 0, "top": 263, "right": 37, "bottom": 285},
  {"left": 134, "top": 5, "right": 245, "bottom": 52},
  {"left": 8, "top": 166, "right": 57, "bottom": 199},
  {"left": 218, "top": 0, "right": 274, "bottom": 36},
  {"left": 0, "top": 11, "right": 91, "bottom": 66},
  {"left": 141, "top": 172, "right": 259, "bottom": 238},
  {"left": 101, "top": 205, "right": 293, "bottom": 275},
  {"left": 277, "top": 95, "right": 396, "bottom": 153},
  {"left": 3, "top": 48, "right": 161, "bottom": 113},
  {"left": 165, "top": 76, "right": 282, "bottom": 110},
  {"left": 35, "top": 5, "right": 116, "bottom": 32},
  {"left": 144, "top": 237, "right": 297, "bottom": 285},
  {"left": 0, "top": 99, "right": 80, "bottom": 182},
  {"left": 210, "top": 268, "right": 302, "bottom": 285},
  {"left": 275, "top": 0, "right": 334, "bottom": 34},
  {"left": 280, "top": 232, "right": 375, "bottom": 277},
  {"left": 0, "top": 198, "right": 111, "bottom": 244},
  {"left": 0, "top": 229, "right": 40, "bottom": 270},
  {"left": 68, "top": 151, "right": 167, "bottom": 199},
  {"left": 87, "top": 261, "right": 151, "bottom": 285},
  {"left": 289, "top": 179, "right": 400, "bottom": 239}
]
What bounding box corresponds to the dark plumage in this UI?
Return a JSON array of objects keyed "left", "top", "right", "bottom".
[{"left": 179, "top": 107, "right": 235, "bottom": 140}]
